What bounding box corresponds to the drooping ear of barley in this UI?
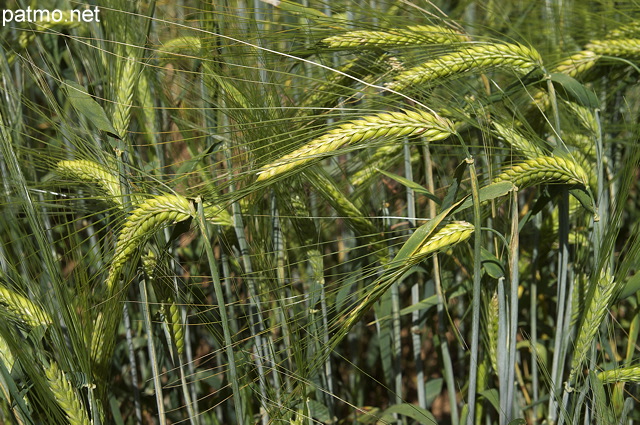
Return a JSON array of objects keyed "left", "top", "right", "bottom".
[
  {"left": 0, "top": 285, "right": 52, "bottom": 328},
  {"left": 413, "top": 221, "right": 475, "bottom": 259},
  {"left": 567, "top": 273, "right": 617, "bottom": 385},
  {"left": 257, "top": 109, "right": 455, "bottom": 181},
  {"left": 585, "top": 39, "right": 640, "bottom": 57},
  {"left": 386, "top": 42, "right": 543, "bottom": 91},
  {"left": 107, "top": 195, "right": 190, "bottom": 290},
  {"left": 491, "top": 121, "right": 545, "bottom": 157},
  {"left": 336, "top": 220, "right": 473, "bottom": 341},
  {"left": 322, "top": 25, "right": 467, "bottom": 48},
  {"left": 492, "top": 155, "right": 590, "bottom": 189},
  {"left": 56, "top": 160, "right": 123, "bottom": 207},
  {"left": 598, "top": 366, "right": 640, "bottom": 384},
  {"left": 551, "top": 50, "right": 600, "bottom": 78},
  {"left": 107, "top": 194, "right": 232, "bottom": 290},
  {"left": 44, "top": 361, "right": 90, "bottom": 425}
]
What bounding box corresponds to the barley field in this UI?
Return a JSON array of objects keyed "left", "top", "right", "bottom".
[{"left": 1, "top": 0, "right": 640, "bottom": 424}]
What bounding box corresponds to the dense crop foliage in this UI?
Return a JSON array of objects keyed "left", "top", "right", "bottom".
[{"left": 1, "top": 1, "right": 640, "bottom": 424}]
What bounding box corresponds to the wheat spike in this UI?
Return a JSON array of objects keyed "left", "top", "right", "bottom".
[
  {"left": 322, "top": 25, "right": 466, "bottom": 48},
  {"left": 586, "top": 38, "right": 640, "bottom": 57},
  {"left": 257, "top": 109, "right": 455, "bottom": 181},
  {"left": 492, "top": 155, "right": 590, "bottom": 189},
  {"left": 45, "top": 361, "right": 90, "bottom": 425},
  {"left": 0, "top": 285, "right": 52, "bottom": 328},
  {"left": 387, "top": 42, "right": 542, "bottom": 91},
  {"left": 56, "top": 160, "right": 122, "bottom": 206},
  {"left": 568, "top": 273, "right": 616, "bottom": 384}
]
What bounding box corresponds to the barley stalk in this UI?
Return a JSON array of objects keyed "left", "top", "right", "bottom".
[
  {"left": 257, "top": 109, "right": 455, "bottom": 181},
  {"left": 492, "top": 155, "right": 590, "bottom": 189},
  {"left": 0, "top": 285, "right": 52, "bottom": 328},
  {"left": 56, "top": 160, "right": 122, "bottom": 207},
  {"left": 598, "top": 367, "right": 640, "bottom": 384},
  {"left": 568, "top": 273, "right": 616, "bottom": 384},
  {"left": 586, "top": 38, "right": 640, "bottom": 57},
  {"left": 322, "top": 25, "right": 466, "bottom": 48},
  {"left": 386, "top": 42, "right": 542, "bottom": 91},
  {"left": 45, "top": 361, "right": 90, "bottom": 425}
]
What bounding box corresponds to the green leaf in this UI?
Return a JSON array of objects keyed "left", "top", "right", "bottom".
[
  {"left": 569, "top": 186, "right": 596, "bottom": 214},
  {"left": 480, "top": 388, "right": 500, "bottom": 413},
  {"left": 63, "top": 80, "right": 120, "bottom": 140},
  {"left": 399, "top": 294, "right": 438, "bottom": 316},
  {"left": 424, "top": 378, "right": 443, "bottom": 407},
  {"left": 387, "top": 197, "right": 466, "bottom": 270},
  {"left": 442, "top": 160, "right": 467, "bottom": 210},
  {"left": 377, "top": 169, "right": 441, "bottom": 205},
  {"left": 617, "top": 270, "right": 640, "bottom": 301},
  {"left": 379, "top": 403, "right": 437, "bottom": 425},
  {"left": 550, "top": 72, "right": 599, "bottom": 108},
  {"left": 481, "top": 247, "right": 505, "bottom": 278},
  {"left": 458, "top": 181, "right": 515, "bottom": 212},
  {"left": 508, "top": 420, "right": 527, "bottom": 425}
]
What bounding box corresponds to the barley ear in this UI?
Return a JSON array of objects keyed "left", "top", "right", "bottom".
[
  {"left": 0, "top": 285, "right": 52, "bottom": 328},
  {"left": 56, "top": 160, "right": 122, "bottom": 207},
  {"left": 322, "top": 25, "right": 466, "bottom": 48},
  {"left": 387, "top": 42, "right": 542, "bottom": 91},
  {"left": 598, "top": 366, "right": 640, "bottom": 384},
  {"left": 45, "top": 361, "right": 90, "bottom": 425},
  {"left": 492, "top": 155, "right": 590, "bottom": 189},
  {"left": 112, "top": 55, "right": 137, "bottom": 138},
  {"left": 106, "top": 194, "right": 195, "bottom": 291},
  {"left": 257, "top": 109, "right": 455, "bottom": 182},
  {"left": 168, "top": 302, "right": 185, "bottom": 356},
  {"left": 568, "top": 273, "right": 616, "bottom": 384}
]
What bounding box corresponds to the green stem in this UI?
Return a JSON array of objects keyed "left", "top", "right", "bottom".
[{"left": 196, "top": 198, "right": 244, "bottom": 423}]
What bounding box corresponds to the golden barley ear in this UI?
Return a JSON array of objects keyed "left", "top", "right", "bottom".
[{"left": 256, "top": 109, "right": 455, "bottom": 182}]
